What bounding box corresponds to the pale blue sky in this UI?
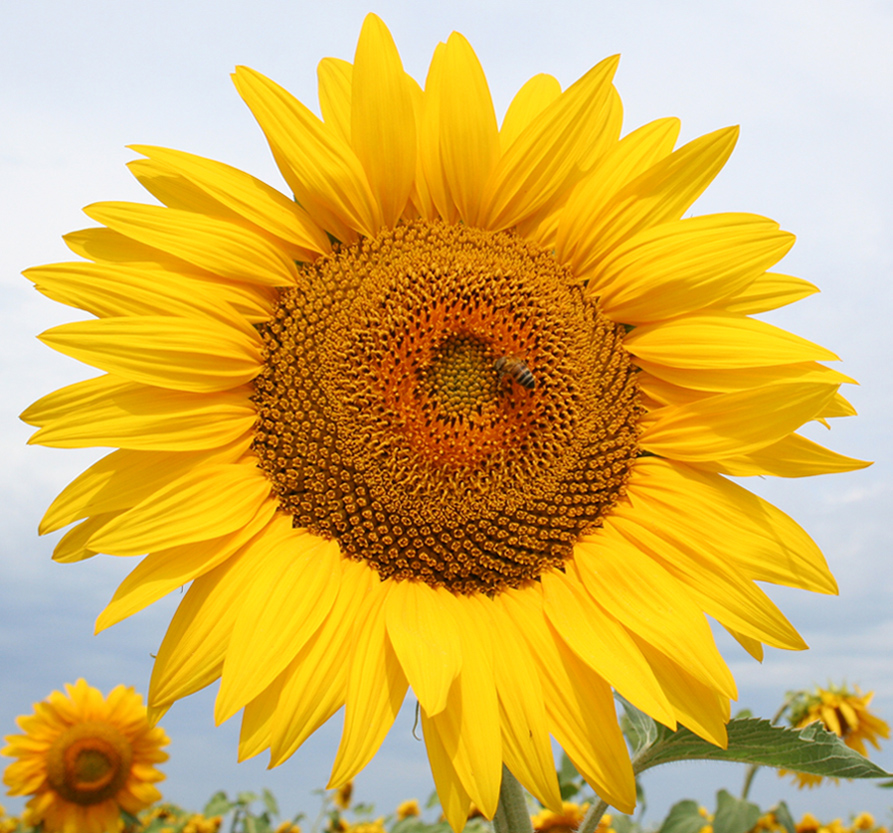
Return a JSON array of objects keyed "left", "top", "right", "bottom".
[{"left": 2, "top": 0, "right": 892, "bottom": 824}]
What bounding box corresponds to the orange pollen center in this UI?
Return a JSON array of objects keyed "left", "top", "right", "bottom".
[
  {"left": 46, "top": 722, "right": 133, "bottom": 806},
  {"left": 252, "top": 220, "right": 642, "bottom": 594}
]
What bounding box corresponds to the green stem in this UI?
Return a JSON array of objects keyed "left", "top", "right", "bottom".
[
  {"left": 740, "top": 764, "right": 759, "bottom": 801},
  {"left": 493, "top": 765, "right": 534, "bottom": 833},
  {"left": 577, "top": 799, "right": 610, "bottom": 833}
]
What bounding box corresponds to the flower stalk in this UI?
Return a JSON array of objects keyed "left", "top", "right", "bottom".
[{"left": 494, "top": 766, "right": 534, "bottom": 833}]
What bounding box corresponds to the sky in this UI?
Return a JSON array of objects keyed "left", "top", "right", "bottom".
[{"left": 1, "top": 0, "right": 892, "bottom": 825}]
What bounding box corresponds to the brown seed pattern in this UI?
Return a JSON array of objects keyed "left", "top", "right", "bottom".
[{"left": 252, "top": 221, "right": 641, "bottom": 594}]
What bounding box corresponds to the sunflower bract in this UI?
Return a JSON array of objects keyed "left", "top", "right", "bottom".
[{"left": 22, "top": 14, "right": 868, "bottom": 831}]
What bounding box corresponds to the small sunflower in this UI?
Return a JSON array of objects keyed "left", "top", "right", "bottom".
[
  {"left": 782, "top": 684, "right": 890, "bottom": 788},
  {"left": 531, "top": 801, "right": 591, "bottom": 833},
  {"left": 396, "top": 799, "right": 421, "bottom": 821},
  {"left": 2, "top": 679, "right": 169, "bottom": 833},
  {"left": 23, "top": 15, "right": 867, "bottom": 830}
]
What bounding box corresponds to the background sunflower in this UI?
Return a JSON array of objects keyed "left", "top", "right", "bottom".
[
  {"left": 2, "top": 680, "right": 169, "bottom": 833},
  {"left": 1, "top": 0, "right": 891, "bottom": 824}
]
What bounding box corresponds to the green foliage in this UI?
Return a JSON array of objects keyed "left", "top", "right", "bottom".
[
  {"left": 199, "top": 788, "right": 302, "bottom": 833},
  {"left": 711, "top": 790, "right": 760, "bottom": 833},
  {"left": 657, "top": 800, "right": 706, "bottom": 833},
  {"left": 772, "top": 801, "right": 796, "bottom": 833},
  {"left": 617, "top": 699, "right": 891, "bottom": 781},
  {"left": 557, "top": 753, "right": 587, "bottom": 801}
]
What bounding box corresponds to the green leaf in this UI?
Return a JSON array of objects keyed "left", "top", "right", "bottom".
[
  {"left": 611, "top": 815, "right": 637, "bottom": 833},
  {"left": 120, "top": 809, "right": 141, "bottom": 828},
  {"left": 557, "top": 752, "right": 583, "bottom": 800},
  {"left": 634, "top": 717, "right": 891, "bottom": 780},
  {"left": 237, "top": 790, "right": 259, "bottom": 806},
  {"left": 772, "top": 801, "right": 796, "bottom": 833},
  {"left": 658, "top": 800, "right": 706, "bottom": 833},
  {"left": 618, "top": 695, "right": 659, "bottom": 754},
  {"left": 262, "top": 787, "right": 279, "bottom": 816},
  {"left": 712, "top": 789, "right": 760, "bottom": 833},
  {"left": 392, "top": 819, "right": 432, "bottom": 833},
  {"left": 204, "top": 791, "right": 235, "bottom": 816}
]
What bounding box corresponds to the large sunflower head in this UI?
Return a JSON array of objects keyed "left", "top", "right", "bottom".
[
  {"left": 2, "top": 679, "right": 169, "bottom": 833},
  {"left": 22, "top": 14, "right": 868, "bottom": 830}
]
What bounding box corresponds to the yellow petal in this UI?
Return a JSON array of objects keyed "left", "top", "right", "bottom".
[
  {"left": 624, "top": 312, "right": 839, "bottom": 368},
  {"left": 40, "top": 440, "right": 250, "bottom": 535},
  {"left": 39, "top": 316, "right": 262, "bottom": 393},
  {"left": 87, "top": 462, "right": 271, "bottom": 556},
  {"left": 318, "top": 57, "right": 352, "bottom": 144},
  {"left": 479, "top": 56, "right": 620, "bottom": 230},
  {"left": 574, "top": 537, "right": 736, "bottom": 699},
  {"left": 477, "top": 595, "right": 562, "bottom": 811},
  {"left": 26, "top": 376, "right": 255, "bottom": 452},
  {"left": 216, "top": 536, "right": 341, "bottom": 723},
  {"left": 416, "top": 44, "right": 459, "bottom": 223},
  {"left": 500, "top": 586, "right": 636, "bottom": 812},
  {"left": 384, "top": 581, "right": 463, "bottom": 716},
  {"left": 64, "top": 226, "right": 193, "bottom": 269},
  {"left": 556, "top": 116, "right": 689, "bottom": 270},
  {"left": 25, "top": 261, "right": 269, "bottom": 331},
  {"left": 607, "top": 511, "right": 808, "bottom": 649},
  {"left": 421, "top": 597, "right": 502, "bottom": 819},
  {"left": 405, "top": 73, "right": 436, "bottom": 220},
  {"left": 351, "top": 14, "right": 416, "bottom": 228},
  {"left": 691, "top": 432, "right": 871, "bottom": 477},
  {"left": 715, "top": 272, "right": 819, "bottom": 314},
  {"left": 627, "top": 457, "right": 837, "bottom": 594},
  {"left": 634, "top": 638, "right": 729, "bottom": 747},
  {"left": 95, "top": 498, "right": 277, "bottom": 632},
  {"left": 84, "top": 202, "right": 298, "bottom": 286},
  {"left": 269, "top": 560, "right": 379, "bottom": 765},
  {"left": 420, "top": 709, "right": 473, "bottom": 833},
  {"left": 542, "top": 569, "right": 675, "bottom": 727},
  {"left": 633, "top": 358, "right": 856, "bottom": 393},
  {"left": 592, "top": 214, "right": 794, "bottom": 323},
  {"left": 148, "top": 534, "right": 280, "bottom": 708},
  {"left": 819, "top": 391, "right": 857, "bottom": 419},
  {"left": 238, "top": 671, "right": 286, "bottom": 762},
  {"left": 499, "top": 73, "right": 561, "bottom": 152},
  {"left": 232, "top": 65, "right": 379, "bottom": 239},
  {"left": 639, "top": 381, "right": 839, "bottom": 461},
  {"left": 22, "top": 374, "right": 126, "bottom": 428},
  {"left": 579, "top": 125, "right": 739, "bottom": 270},
  {"left": 128, "top": 145, "right": 330, "bottom": 255},
  {"left": 128, "top": 157, "right": 234, "bottom": 218},
  {"left": 724, "top": 626, "right": 764, "bottom": 662},
  {"left": 437, "top": 32, "right": 499, "bottom": 225},
  {"left": 328, "top": 589, "right": 408, "bottom": 788},
  {"left": 821, "top": 705, "right": 842, "bottom": 736},
  {"left": 52, "top": 513, "right": 110, "bottom": 563},
  {"left": 637, "top": 371, "right": 712, "bottom": 407}
]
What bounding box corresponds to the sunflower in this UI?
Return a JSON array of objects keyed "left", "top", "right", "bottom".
[
  {"left": 2, "top": 679, "right": 169, "bottom": 833},
  {"left": 22, "top": 14, "right": 867, "bottom": 830},
  {"left": 531, "top": 801, "right": 592, "bottom": 833},
  {"left": 782, "top": 685, "right": 890, "bottom": 788}
]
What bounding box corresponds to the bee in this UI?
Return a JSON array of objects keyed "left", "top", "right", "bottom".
[{"left": 495, "top": 356, "right": 535, "bottom": 389}]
